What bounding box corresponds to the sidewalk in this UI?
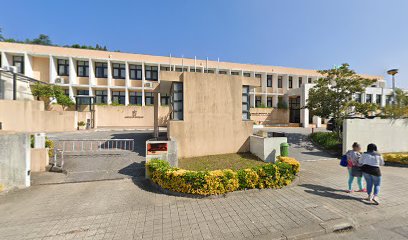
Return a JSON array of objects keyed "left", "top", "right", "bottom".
[{"left": 0, "top": 160, "right": 407, "bottom": 240}]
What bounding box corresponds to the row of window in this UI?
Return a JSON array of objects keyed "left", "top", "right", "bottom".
[
  {"left": 266, "top": 75, "right": 312, "bottom": 88},
  {"left": 255, "top": 96, "right": 277, "bottom": 108},
  {"left": 66, "top": 90, "right": 169, "bottom": 105},
  {"left": 56, "top": 59, "right": 158, "bottom": 80},
  {"left": 354, "top": 93, "right": 393, "bottom": 105}
]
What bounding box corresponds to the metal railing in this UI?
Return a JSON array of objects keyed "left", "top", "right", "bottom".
[{"left": 51, "top": 139, "right": 135, "bottom": 170}]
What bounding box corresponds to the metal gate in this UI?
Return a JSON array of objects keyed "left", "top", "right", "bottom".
[{"left": 51, "top": 139, "right": 135, "bottom": 170}]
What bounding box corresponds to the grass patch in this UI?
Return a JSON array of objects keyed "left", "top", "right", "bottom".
[
  {"left": 309, "top": 132, "right": 341, "bottom": 152},
  {"left": 179, "top": 152, "right": 267, "bottom": 171}
]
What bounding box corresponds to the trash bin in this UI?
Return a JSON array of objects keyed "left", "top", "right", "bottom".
[{"left": 280, "top": 142, "right": 289, "bottom": 157}]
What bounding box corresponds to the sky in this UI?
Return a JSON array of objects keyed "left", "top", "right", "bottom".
[{"left": 1, "top": 0, "right": 407, "bottom": 88}]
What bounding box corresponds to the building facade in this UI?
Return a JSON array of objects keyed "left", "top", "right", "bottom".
[{"left": 0, "top": 42, "right": 391, "bottom": 128}]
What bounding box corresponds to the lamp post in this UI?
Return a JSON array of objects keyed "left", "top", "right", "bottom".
[{"left": 387, "top": 69, "right": 399, "bottom": 105}]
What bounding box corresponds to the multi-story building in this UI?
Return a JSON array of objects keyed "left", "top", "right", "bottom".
[{"left": 0, "top": 42, "right": 392, "bottom": 128}]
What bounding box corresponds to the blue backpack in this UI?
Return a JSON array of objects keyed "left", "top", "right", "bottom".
[{"left": 340, "top": 155, "right": 348, "bottom": 167}]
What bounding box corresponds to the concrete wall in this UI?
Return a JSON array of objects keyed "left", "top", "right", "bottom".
[
  {"left": 168, "top": 73, "right": 254, "bottom": 158},
  {"left": 0, "top": 133, "right": 30, "bottom": 190},
  {"left": 94, "top": 105, "right": 170, "bottom": 128},
  {"left": 250, "top": 135, "right": 287, "bottom": 163},
  {"left": 30, "top": 148, "right": 49, "bottom": 172},
  {"left": 0, "top": 72, "right": 34, "bottom": 100},
  {"left": 343, "top": 119, "right": 408, "bottom": 153},
  {"left": 0, "top": 100, "right": 77, "bottom": 132},
  {"left": 250, "top": 108, "right": 289, "bottom": 125}
]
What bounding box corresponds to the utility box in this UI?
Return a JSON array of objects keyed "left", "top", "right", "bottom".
[
  {"left": 145, "top": 138, "right": 178, "bottom": 178},
  {"left": 34, "top": 133, "right": 46, "bottom": 149}
]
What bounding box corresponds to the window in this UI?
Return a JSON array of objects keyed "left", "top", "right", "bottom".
[
  {"left": 112, "top": 91, "right": 125, "bottom": 105},
  {"left": 299, "top": 77, "right": 303, "bottom": 86},
  {"left": 95, "top": 90, "right": 108, "bottom": 104},
  {"left": 64, "top": 89, "right": 70, "bottom": 97},
  {"left": 288, "top": 76, "right": 293, "bottom": 88},
  {"left": 267, "top": 97, "right": 273, "bottom": 108},
  {"left": 112, "top": 63, "right": 126, "bottom": 79},
  {"left": 308, "top": 77, "right": 312, "bottom": 83},
  {"left": 161, "top": 66, "right": 171, "bottom": 71},
  {"left": 95, "top": 62, "right": 108, "bottom": 78},
  {"left": 219, "top": 70, "right": 227, "bottom": 75},
  {"left": 255, "top": 74, "right": 262, "bottom": 79},
  {"left": 231, "top": 71, "right": 240, "bottom": 76},
  {"left": 267, "top": 75, "right": 272, "bottom": 87},
  {"left": 161, "top": 94, "right": 170, "bottom": 105},
  {"left": 376, "top": 95, "right": 382, "bottom": 105},
  {"left": 77, "top": 61, "right": 89, "bottom": 77},
  {"left": 145, "top": 66, "right": 158, "bottom": 81},
  {"left": 57, "top": 59, "right": 69, "bottom": 76},
  {"left": 175, "top": 67, "right": 187, "bottom": 72},
  {"left": 386, "top": 95, "right": 392, "bottom": 105},
  {"left": 278, "top": 76, "right": 283, "bottom": 88},
  {"left": 243, "top": 72, "right": 251, "bottom": 77},
  {"left": 255, "top": 96, "right": 262, "bottom": 107},
  {"left": 195, "top": 68, "right": 202, "bottom": 73},
  {"left": 129, "top": 92, "right": 142, "bottom": 105},
  {"left": 129, "top": 64, "right": 142, "bottom": 80},
  {"left": 242, "top": 86, "right": 250, "bottom": 120},
  {"left": 366, "top": 94, "right": 372, "bottom": 103},
  {"left": 145, "top": 92, "right": 154, "bottom": 105},
  {"left": 204, "top": 69, "right": 215, "bottom": 74},
  {"left": 354, "top": 93, "right": 362, "bottom": 103},
  {"left": 12, "top": 56, "right": 24, "bottom": 74},
  {"left": 171, "top": 83, "right": 183, "bottom": 120},
  {"left": 77, "top": 90, "right": 89, "bottom": 95}
]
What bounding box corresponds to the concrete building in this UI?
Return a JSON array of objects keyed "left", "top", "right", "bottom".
[{"left": 0, "top": 42, "right": 390, "bottom": 129}]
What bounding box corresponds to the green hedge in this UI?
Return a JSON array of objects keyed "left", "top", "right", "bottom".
[
  {"left": 309, "top": 132, "right": 341, "bottom": 151},
  {"left": 146, "top": 159, "right": 299, "bottom": 195}
]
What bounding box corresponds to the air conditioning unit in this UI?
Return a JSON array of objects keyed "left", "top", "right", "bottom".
[
  {"left": 5, "top": 66, "right": 17, "bottom": 73},
  {"left": 144, "top": 82, "right": 153, "bottom": 88},
  {"left": 55, "top": 77, "right": 64, "bottom": 84}
]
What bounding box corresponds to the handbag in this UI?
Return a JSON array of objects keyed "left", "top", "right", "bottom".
[{"left": 340, "top": 155, "right": 348, "bottom": 167}]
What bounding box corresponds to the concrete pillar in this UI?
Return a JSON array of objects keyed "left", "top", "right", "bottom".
[
  {"left": 125, "top": 88, "right": 129, "bottom": 106},
  {"left": 141, "top": 62, "right": 145, "bottom": 106},
  {"left": 272, "top": 73, "right": 278, "bottom": 91},
  {"left": 68, "top": 86, "right": 75, "bottom": 101},
  {"left": 88, "top": 59, "right": 95, "bottom": 86},
  {"left": 1, "top": 52, "right": 9, "bottom": 68},
  {"left": 272, "top": 95, "right": 278, "bottom": 108},
  {"left": 107, "top": 88, "right": 112, "bottom": 104},
  {"left": 23, "top": 53, "right": 33, "bottom": 78},
  {"left": 300, "top": 85, "right": 309, "bottom": 128},
  {"left": 282, "top": 74, "right": 289, "bottom": 90},
  {"left": 49, "top": 55, "right": 57, "bottom": 84},
  {"left": 381, "top": 88, "right": 386, "bottom": 107},
  {"left": 69, "top": 57, "right": 76, "bottom": 85},
  {"left": 107, "top": 60, "right": 112, "bottom": 87},
  {"left": 313, "top": 116, "right": 322, "bottom": 128}
]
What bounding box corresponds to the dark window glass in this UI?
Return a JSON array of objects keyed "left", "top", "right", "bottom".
[
  {"left": 57, "top": 59, "right": 69, "bottom": 76},
  {"left": 376, "top": 95, "right": 382, "bottom": 105},
  {"left": 299, "top": 77, "right": 303, "bottom": 86},
  {"left": 12, "top": 56, "right": 24, "bottom": 74},
  {"left": 289, "top": 76, "right": 293, "bottom": 88},
  {"left": 161, "top": 66, "right": 171, "bottom": 71},
  {"left": 95, "top": 62, "right": 108, "bottom": 78},
  {"left": 129, "top": 64, "right": 142, "bottom": 80},
  {"left": 366, "top": 94, "right": 372, "bottom": 103},
  {"left": 219, "top": 70, "right": 227, "bottom": 75},
  {"left": 171, "top": 83, "right": 183, "bottom": 120},
  {"left": 278, "top": 76, "right": 283, "bottom": 88},
  {"left": 231, "top": 71, "right": 239, "bottom": 76},
  {"left": 255, "top": 96, "right": 262, "bottom": 107},
  {"left": 204, "top": 69, "right": 215, "bottom": 74},
  {"left": 145, "top": 66, "right": 158, "bottom": 81},
  {"left": 267, "top": 75, "right": 272, "bottom": 87},
  {"left": 112, "top": 63, "right": 126, "bottom": 79},
  {"left": 354, "top": 93, "right": 362, "bottom": 103},
  {"left": 145, "top": 92, "right": 154, "bottom": 105},
  {"left": 267, "top": 97, "right": 273, "bottom": 108},
  {"left": 95, "top": 90, "right": 108, "bottom": 104},
  {"left": 77, "top": 90, "right": 89, "bottom": 95},
  {"left": 161, "top": 94, "right": 170, "bottom": 105},
  {"left": 255, "top": 74, "right": 262, "bottom": 79},
  {"left": 77, "top": 61, "right": 89, "bottom": 77},
  {"left": 308, "top": 77, "right": 312, "bottom": 83},
  {"left": 243, "top": 72, "right": 251, "bottom": 77},
  {"left": 129, "top": 92, "right": 142, "bottom": 105},
  {"left": 242, "top": 86, "right": 250, "bottom": 120},
  {"left": 112, "top": 91, "right": 125, "bottom": 105},
  {"left": 386, "top": 95, "right": 392, "bottom": 105},
  {"left": 64, "top": 89, "right": 70, "bottom": 97}
]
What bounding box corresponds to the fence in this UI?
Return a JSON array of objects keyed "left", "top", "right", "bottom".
[{"left": 51, "top": 139, "right": 135, "bottom": 170}]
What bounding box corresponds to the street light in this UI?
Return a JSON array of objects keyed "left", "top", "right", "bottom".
[{"left": 387, "top": 69, "right": 399, "bottom": 105}]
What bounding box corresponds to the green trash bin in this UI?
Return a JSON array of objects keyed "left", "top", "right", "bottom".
[{"left": 280, "top": 142, "right": 289, "bottom": 157}]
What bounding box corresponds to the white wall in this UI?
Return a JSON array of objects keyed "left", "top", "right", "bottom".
[{"left": 343, "top": 119, "right": 408, "bottom": 154}]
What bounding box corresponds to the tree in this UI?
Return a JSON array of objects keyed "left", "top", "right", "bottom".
[
  {"left": 30, "top": 34, "right": 52, "bottom": 45},
  {"left": 55, "top": 93, "right": 74, "bottom": 110},
  {"left": 381, "top": 88, "right": 408, "bottom": 118},
  {"left": 31, "top": 83, "right": 73, "bottom": 110},
  {"left": 0, "top": 27, "right": 4, "bottom": 41},
  {"left": 306, "top": 63, "right": 376, "bottom": 139}
]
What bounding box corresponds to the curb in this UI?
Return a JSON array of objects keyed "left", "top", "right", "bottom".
[{"left": 148, "top": 175, "right": 300, "bottom": 199}]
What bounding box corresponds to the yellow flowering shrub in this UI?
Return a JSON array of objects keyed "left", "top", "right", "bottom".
[
  {"left": 146, "top": 158, "right": 298, "bottom": 196},
  {"left": 277, "top": 156, "right": 300, "bottom": 174},
  {"left": 383, "top": 153, "right": 408, "bottom": 165}
]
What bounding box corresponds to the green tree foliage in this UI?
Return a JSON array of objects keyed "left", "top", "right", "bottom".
[
  {"left": 31, "top": 83, "right": 73, "bottom": 110},
  {"left": 30, "top": 34, "right": 52, "bottom": 45},
  {"left": 306, "top": 63, "right": 376, "bottom": 139},
  {"left": 381, "top": 88, "right": 408, "bottom": 118}
]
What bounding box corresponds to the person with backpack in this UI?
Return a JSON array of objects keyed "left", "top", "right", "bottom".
[
  {"left": 358, "top": 143, "right": 385, "bottom": 204},
  {"left": 344, "top": 142, "right": 366, "bottom": 193}
]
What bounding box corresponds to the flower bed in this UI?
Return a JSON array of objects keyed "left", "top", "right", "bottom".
[
  {"left": 383, "top": 153, "right": 408, "bottom": 165},
  {"left": 146, "top": 157, "right": 300, "bottom": 196}
]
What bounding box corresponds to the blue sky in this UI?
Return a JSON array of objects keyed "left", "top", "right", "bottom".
[{"left": 1, "top": 0, "right": 407, "bottom": 88}]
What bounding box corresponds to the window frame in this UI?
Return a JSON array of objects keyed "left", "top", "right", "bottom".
[
  {"left": 112, "top": 63, "right": 126, "bottom": 79},
  {"left": 242, "top": 86, "right": 250, "bottom": 120},
  {"left": 298, "top": 77, "right": 303, "bottom": 86},
  {"left": 129, "top": 64, "right": 142, "bottom": 80},
  {"left": 171, "top": 82, "right": 184, "bottom": 120},
  {"left": 111, "top": 91, "right": 126, "bottom": 105},
  {"left": 57, "top": 59, "right": 69, "bottom": 76},
  {"left": 77, "top": 60, "right": 89, "bottom": 77},
  {"left": 278, "top": 76, "right": 283, "bottom": 88},
  {"left": 267, "top": 75, "right": 272, "bottom": 87},
  {"left": 145, "top": 66, "right": 158, "bottom": 81},
  {"left": 288, "top": 76, "right": 293, "bottom": 89},
  {"left": 95, "top": 90, "right": 108, "bottom": 104},
  {"left": 145, "top": 92, "right": 155, "bottom": 105},
  {"left": 12, "top": 56, "right": 24, "bottom": 74},
  {"left": 267, "top": 97, "right": 273, "bottom": 108},
  {"left": 129, "top": 92, "right": 142, "bottom": 105},
  {"left": 95, "top": 62, "right": 108, "bottom": 78}
]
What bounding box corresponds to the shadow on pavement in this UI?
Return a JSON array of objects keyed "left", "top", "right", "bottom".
[{"left": 299, "top": 184, "right": 367, "bottom": 202}]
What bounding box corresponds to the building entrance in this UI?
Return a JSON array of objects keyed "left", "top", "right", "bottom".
[{"left": 289, "top": 96, "right": 301, "bottom": 123}]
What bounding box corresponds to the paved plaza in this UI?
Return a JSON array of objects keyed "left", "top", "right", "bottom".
[{"left": 1, "top": 129, "right": 407, "bottom": 239}]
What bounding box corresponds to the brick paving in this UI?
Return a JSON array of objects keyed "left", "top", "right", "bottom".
[{"left": 1, "top": 160, "right": 408, "bottom": 240}]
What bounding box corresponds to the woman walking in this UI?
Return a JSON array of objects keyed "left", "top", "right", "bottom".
[
  {"left": 359, "top": 143, "right": 385, "bottom": 204},
  {"left": 345, "top": 142, "right": 365, "bottom": 193}
]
